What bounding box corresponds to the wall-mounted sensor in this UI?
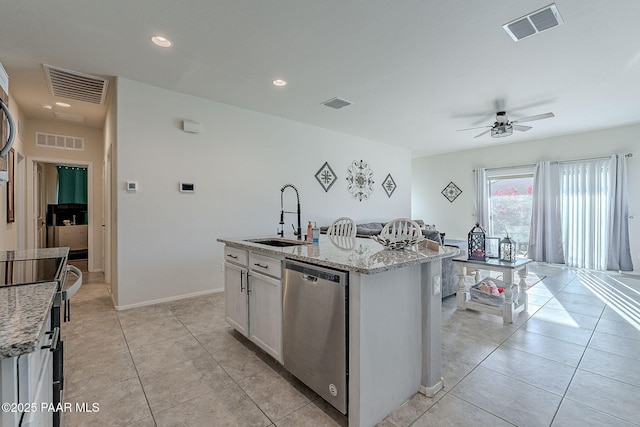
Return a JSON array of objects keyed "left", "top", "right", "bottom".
[
  {"left": 126, "top": 181, "right": 138, "bottom": 192},
  {"left": 180, "top": 182, "right": 195, "bottom": 193},
  {"left": 182, "top": 120, "right": 201, "bottom": 134}
]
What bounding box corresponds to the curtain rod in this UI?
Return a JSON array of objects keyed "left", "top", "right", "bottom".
[
  {"left": 476, "top": 153, "right": 633, "bottom": 172},
  {"left": 553, "top": 152, "right": 632, "bottom": 165}
]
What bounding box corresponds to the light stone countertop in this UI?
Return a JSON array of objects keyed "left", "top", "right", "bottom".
[
  {"left": 0, "top": 282, "right": 57, "bottom": 359},
  {"left": 217, "top": 234, "right": 460, "bottom": 274}
]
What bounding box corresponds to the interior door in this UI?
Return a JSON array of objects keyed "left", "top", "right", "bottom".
[
  {"left": 104, "top": 146, "right": 112, "bottom": 285},
  {"left": 31, "top": 161, "right": 46, "bottom": 249},
  {"left": 36, "top": 163, "right": 46, "bottom": 248}
]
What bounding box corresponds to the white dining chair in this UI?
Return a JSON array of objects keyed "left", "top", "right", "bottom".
[
  {"left": 381, "top": 218, "right": 422, "bottom": 239},
  {"left": 327, "top": 217, "right": 357, "bottom": 238}
]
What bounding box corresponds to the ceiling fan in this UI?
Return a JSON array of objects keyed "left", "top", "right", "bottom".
[{"left": 458, "top": 110, "right": 555, "bottom": 138}]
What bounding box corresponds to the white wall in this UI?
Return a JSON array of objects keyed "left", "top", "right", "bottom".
[
  {"left": 412, "top": 124, "right": 640, "bottom": 272},
  {"left": 115, "top": 78, "right": 412, "bottom": 308},
  {"left": 24, "top": 119, "right": 104, "bottom": 271}
]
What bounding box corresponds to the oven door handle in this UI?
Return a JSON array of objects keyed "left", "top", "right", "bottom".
[
  {"left": 63, "top": 265, "right": 83, "bottom": 300},
  {"left": 41, "top": 327, "right": 60, "bottom": 352}
]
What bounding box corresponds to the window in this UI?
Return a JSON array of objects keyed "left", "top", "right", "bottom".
[{"left": 487, "top": 167, "right": 535, "bottom": 256}]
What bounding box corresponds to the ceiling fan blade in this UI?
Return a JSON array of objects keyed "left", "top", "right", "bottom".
[
  {"left": 513, "top": 125, "right": 532, "bottom": 132},
  {"left": 474, "top": 129, "right": 492, "bottom": 138},
  {"left": 512, "top": 112, "right": 555, "bottom": 124},
  {"left": 457, "top": 125, "right": 492, "bottom": 132}
]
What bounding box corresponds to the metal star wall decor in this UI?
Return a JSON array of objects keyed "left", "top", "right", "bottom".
[
  {"left": 346, "top": 160, "right": 374, "bottom": 201},
  {"left": 382, "top": 173, "right": 396, "bottom": 198},
  {"left": 315, "top": 161, "right": 337, "bottom": 192},
  {"left": 441, "top": 181, "right": 462, "bottom": 203}
]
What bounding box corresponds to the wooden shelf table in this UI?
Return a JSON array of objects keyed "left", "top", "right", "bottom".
[{"left": 453, "top": 257, "right": 532, "bottom": 323}]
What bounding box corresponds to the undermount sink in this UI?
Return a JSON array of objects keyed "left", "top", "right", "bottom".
[{"left": 245, "top": 238, "right": 308, "bottom": 247}]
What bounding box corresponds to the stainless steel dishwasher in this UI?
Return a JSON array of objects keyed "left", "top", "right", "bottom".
[{"left": 283, "top": 259, "right": 348, "bottom": 414}]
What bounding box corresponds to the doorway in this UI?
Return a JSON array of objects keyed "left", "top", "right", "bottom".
[{"left": 26, "top": 156, "right": 95, "bottom": 271}]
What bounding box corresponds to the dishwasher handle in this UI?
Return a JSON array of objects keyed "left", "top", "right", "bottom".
[
  {"left": 285, "top": 260, "right": 346, "bottom": 284},
  {"left": 302, "top": 274, "right": 318, "bottom": 283}
]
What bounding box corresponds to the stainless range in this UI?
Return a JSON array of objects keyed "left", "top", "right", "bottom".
[{"left": 0, "top": 248, "right": 82, "bottom": 427}]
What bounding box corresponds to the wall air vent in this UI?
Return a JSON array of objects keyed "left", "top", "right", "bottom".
[
  {"left": 503, "top": 3, "right": 564, "bottom": 41},
  {"left": 322, "top": 97, "right": 352, "bottom": 109},
  {"left": 43, "top": 64, "right": 109, "bottom": 104},
  {"left": 36, "top": 132, "right": 84, "bottom": 151}
]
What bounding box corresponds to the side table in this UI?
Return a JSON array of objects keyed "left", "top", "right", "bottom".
[{"left": 453, "top": 258, "right": 532, "bottom": 323}]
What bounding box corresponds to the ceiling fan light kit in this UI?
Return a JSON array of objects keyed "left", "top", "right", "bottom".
[
  {"left": 458, "top": 110, "right": 555, "bottom": 139},
  {"left": 491, "top": 125, "right": 513, "bottom": 138}
]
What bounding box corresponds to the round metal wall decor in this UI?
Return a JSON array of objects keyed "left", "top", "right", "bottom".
[{"left": 346, "top": 160, "right": 374, "bottom": 201}]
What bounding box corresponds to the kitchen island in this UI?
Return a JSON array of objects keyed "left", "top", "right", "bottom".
[
  {"left": 218, "top": 234, "right": 459, "bottom": 427},
  {"left": 0, "top": 282, "right": 59, "bottom": 427},
  {"left": 0, "top": 247, "right": 72, "bottom": 427}
]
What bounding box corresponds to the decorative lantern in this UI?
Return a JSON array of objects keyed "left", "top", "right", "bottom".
[
  {"left": 468, "top": 223, "right": 487, "bottom": 261},
  {"left": 499, "top": 234, "right": 517, "bottom": 263}
]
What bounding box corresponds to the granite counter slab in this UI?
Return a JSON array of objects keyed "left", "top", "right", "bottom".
[
  {"left": 217, "top": 235, "right": 460, "bottom": 274},
  {"left": 0, "top": 282, "right": 57, "bottom": 359}
]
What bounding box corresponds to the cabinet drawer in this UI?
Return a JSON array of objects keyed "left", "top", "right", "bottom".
[
  {"left": 224, "top": 246, "right": 248, "bottom": 266},
  {"left": 249, "top": 252, "right": 282, "bottom": 279}
]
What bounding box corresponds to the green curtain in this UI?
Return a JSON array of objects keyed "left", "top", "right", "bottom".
[{"left": 57, "top": 166, "right": 87, "bottom": 204}]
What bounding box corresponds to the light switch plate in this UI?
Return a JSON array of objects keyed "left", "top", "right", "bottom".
[
  {"left": 433, "top": 275, "right": 441, "bottom": 295},
  {"left": 126, "top": 181, "right": 138, "bottom": 192}
]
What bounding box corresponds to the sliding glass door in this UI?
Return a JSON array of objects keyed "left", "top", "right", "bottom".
[{"left": 487, "top": 168, "right": 535, "bottom": 257}]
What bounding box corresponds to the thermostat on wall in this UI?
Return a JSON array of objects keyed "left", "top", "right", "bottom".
[
  {"left": 126, "top": 181, "right": 138, "bottom": 192},
  {"left": 180, "top": 182, "right": 195, "bottom": 193}
]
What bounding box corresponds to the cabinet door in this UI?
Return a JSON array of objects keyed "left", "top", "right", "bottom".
[
  {"left": 248, "top": 271, "right": 283, "bottom": 363},
  {"left": 20, "top": 349, "right": 53, "bottom": 427},
  {"left": 224, "top": 262, "right": 248, "bottom": 336}
]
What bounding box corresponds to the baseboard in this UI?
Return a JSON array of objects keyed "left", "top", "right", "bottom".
[
  {"left": 115, "top": 288, "right": 223, "bottom": 311},
  {"left": 419, "top": 377, "right": 444, "bottom": 397}
]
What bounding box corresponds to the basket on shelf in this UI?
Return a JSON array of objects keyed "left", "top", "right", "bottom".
[{"left": 469, "top": 277, "right": 517, "bottom": 307}]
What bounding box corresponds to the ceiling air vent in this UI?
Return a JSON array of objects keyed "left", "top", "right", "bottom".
[
  {"left": 503, "top": 3, "right": 564, "bottom": 41},
  {"left": 43, "top": 64, "right": 109, "bottom": 104},
  {"left": 53, "top": 112, "right": 85, "bottom": 123},
  {"left": 322, "top": 97, "right": 352, "bottom": 109}
]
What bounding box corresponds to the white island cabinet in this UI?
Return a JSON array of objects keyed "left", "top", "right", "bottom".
[
  {"left": 247, "top": 252, "right": 283, "bottom": 363},
  {"left": 1, "top": 282, "right": 58, "bottom": 427},
  {"left": 224, "top": 246, "right": 249, "bottom": 336},
  {"left": 223, "top": 246, "right": 283, "bottom": 363},
  {"left": 218, "top": 235, "right": 459, "bottom": 427}
]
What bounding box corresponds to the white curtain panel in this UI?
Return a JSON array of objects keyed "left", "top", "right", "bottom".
[
  {"left": 474, "top": 168, "right": 489, "bottom": 229},
  {"left": 529, "top": 161, "right": 565, "bottom": 263},
  {"left": 607, "top": 154, "right": 634, "bottom": 271},
  {"left": 560, "top": 158, "right": 610, "bottom": 270}
]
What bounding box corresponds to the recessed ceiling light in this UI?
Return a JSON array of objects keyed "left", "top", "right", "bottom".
[
  {"left": 151, "top": 36, "right": 172, "bottom": 48},
  {"left": 55, "top": 102, "right": 71, "bottom": 108},
  {"left": 272, "top": 79, "right": 287, "bottom": 87},
  {"left": 41, "top": 104, "right": 53, "bottom": 109}
]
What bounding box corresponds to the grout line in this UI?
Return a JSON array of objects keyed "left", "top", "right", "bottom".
[{"left": 113, "top": 301, "right": 159, "bottom": 427}]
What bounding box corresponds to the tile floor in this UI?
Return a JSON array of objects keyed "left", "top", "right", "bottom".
[{"left": 61, "top": 263, "right": 640, "bottom": 426}]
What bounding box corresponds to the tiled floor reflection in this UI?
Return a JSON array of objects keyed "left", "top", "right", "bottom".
[{"left": 61, "top": 264, "right": 640, "bottom": 426}]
